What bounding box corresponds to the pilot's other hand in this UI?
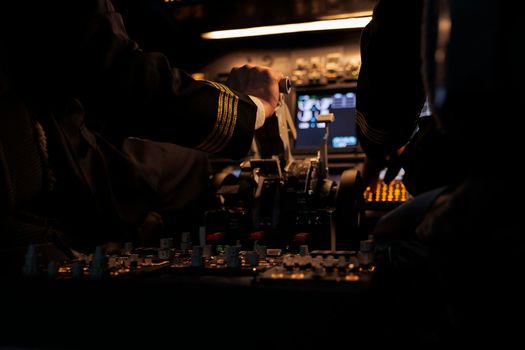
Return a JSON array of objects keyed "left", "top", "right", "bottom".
[
  {"left": 227, "top": 64, "right": 283, "bottom": 118},
  {"left": 360, "top": 156, "right": 386, "bottom": 192},
  {"left": 361, "top": 150, "right": 403, "bottom": 192}
]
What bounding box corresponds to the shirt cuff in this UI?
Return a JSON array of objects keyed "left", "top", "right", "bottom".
[{"left": 248, "top": 95, "right": 266, "bottom": 130}]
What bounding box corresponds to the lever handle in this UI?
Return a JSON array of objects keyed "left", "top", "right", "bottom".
[{"left": 279, "top": 77, "right": 292, "bottom": 94}]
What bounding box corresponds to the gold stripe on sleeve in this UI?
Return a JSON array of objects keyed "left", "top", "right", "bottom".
[
  {"left": 215, "top": 94, "right": 239, "bottom": 153},
  {"left": 197, "top": 89, "right": 226, "bottom": 152},
  {"left": 220, "top": 96, "right": 239, "bottom": 150},
  {"left": 197, "top": 81, "right": 240, "bottom": 153},
  {"left": 356, "top": 110, "right": 391, "bottom": 145},
  {"left": 201, "top": 90, "right": 233, "bottom": 152}
]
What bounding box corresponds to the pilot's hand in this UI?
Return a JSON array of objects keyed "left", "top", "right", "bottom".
[
  {"left": 227, "top": 64, "right": 283, "bottom": 118},
  {"left": 360, "top": 156, "right": 386, "bottom": 192},
  {"left": 361, "top": 150, "right": 403, "bottom": 192}
]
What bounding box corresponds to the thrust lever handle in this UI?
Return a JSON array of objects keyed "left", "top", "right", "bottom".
[{"left": 279, "top": 77, "right": 292, "bottom": 94}]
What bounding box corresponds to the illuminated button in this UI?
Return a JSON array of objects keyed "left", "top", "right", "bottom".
[{"left": 345, "top": 274, "right": 360, "bottom": 282}]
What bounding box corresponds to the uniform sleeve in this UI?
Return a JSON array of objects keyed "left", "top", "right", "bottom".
[
  {"left": 356, "top": 0, "right": 426, "bottom": 159},
  {"left": 91, "top": 0, "right": 257, "bottom": 159},
  {"left": 4, "top": 0, "right": 257, "bottom": 160}
]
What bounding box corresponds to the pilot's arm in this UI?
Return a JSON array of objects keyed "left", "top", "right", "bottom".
[
  {"left": 4, "top": 0, "right": 280, "bottom": 160},
  {"left": 356, "top": 0, "right": 426, "bottom": 182}
]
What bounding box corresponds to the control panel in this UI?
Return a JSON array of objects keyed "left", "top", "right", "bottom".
[{"left": 21, "top": 237, "right": 376, "bottom": 292}]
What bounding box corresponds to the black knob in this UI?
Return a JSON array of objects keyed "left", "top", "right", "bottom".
[{"left": 279, "top": 77, "right": 292, "bottom": 94}]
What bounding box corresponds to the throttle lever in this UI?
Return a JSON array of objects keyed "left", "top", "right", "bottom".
[{"left": 279, "top": 77, "right": 292, "bottom": 94}]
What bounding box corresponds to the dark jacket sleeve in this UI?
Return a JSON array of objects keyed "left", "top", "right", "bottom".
[
  {"left": 4, "top": 0, "right": 257, "bottom": 160},
  {"left": 356, "top": 0, "right": 426, "bottom": 159}
]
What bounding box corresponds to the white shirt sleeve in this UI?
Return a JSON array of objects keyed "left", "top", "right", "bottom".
[{"left": 248, "top": 95, "right": 266, "bottom": 130}]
